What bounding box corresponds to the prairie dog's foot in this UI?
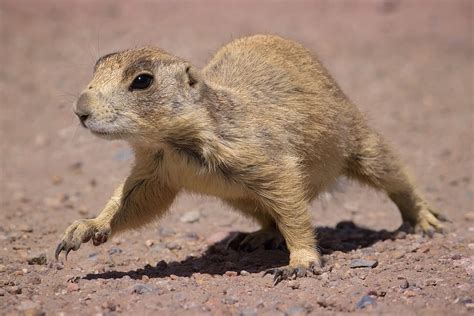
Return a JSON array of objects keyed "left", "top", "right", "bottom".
[
  {"left": 264, "top": 249, "right": 321, "bottom": 285},
  {"left": 55, "top": 219, "right": 111, "bottom": 260},
  {"left": 409, "top": 206, "right": 448, "bottom": 237},
  {"left": 264, "top": 262, "right": 319, "bottom": 285},
  {"left": 226, "top": 228, "right": 285, "bottom": 252}
]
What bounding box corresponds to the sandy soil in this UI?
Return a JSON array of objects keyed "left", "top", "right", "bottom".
[{"left": 0, "top": 0, "right": 473, "bottom": 315}]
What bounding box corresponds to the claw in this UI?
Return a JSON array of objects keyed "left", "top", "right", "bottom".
[
  {"left": 273, "top": 269, "right": 284, "bottom": 285},
  {"left": 55, "top": 241, "right": 65, "bottom": 260},
  {"left": 65, "top": 247, "right": 72, "bottom": 260},
  {"left": 262, "top": 268, "right": 275, "bottom": 278}
]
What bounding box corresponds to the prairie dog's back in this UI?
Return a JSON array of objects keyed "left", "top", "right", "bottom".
[{"left": 203, "top": 35, "right": 341, "bottom": 103}]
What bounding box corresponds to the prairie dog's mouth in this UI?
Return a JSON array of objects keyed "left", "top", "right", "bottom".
[{"left": 90, "top": 129, "right": 124, "bottom": 140}]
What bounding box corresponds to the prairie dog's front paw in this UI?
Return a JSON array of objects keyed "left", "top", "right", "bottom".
[{"left": 55, "top": 219, "right": 111, "bottom": 260}]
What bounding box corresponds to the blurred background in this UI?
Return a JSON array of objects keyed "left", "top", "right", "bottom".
[
  {"left": 0, "top": 0, "right": 472, "bottom": 314},
  {"left": 1, "top": 0, "right": 471, "bottom": 228}
]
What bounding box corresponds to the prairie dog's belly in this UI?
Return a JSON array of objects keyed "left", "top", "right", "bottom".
[{"left": 161, "top": 151, "right": 247, "bottom": 199}]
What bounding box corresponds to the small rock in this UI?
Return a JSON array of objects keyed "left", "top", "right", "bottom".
[
  {"left": 8, "top": 285, "right": 22, "bottom": 294},
  {"left": 67, "top": 283, "right": 80, "bottom": 292},
  {"left": 288, "top": 280, "right": 300, "bottom": 289},
  {"left": 28, "top": 253, "right": 47, "bottom": 265},
  {"left": 238, "top": 308, "right": 257, "bottom": 316},
  {"left": 394, "top": 230, "right": 407, "bottom": 239},
  {"left": 240, "top": 270, "right": 250, "bottom": 276},
  {"left": 424, "top": 279, "right": 440, "bottom": 286},
  {"left": 0, "top": 264, "right": 6, "bottom": 273},
  {"left": 350, "top": 259, "right": 378, "bottom": 269},
  {"left": 222, "top": 295, "right": 239, "bottom": 305},
  {"left": 108, "top": 247, "right": 122, "bottom": 255},
  {"left": 102, "top": 300, "right": 118, "bottom": 312},
  {"left": 30, "top": 276, "right": 42, "bottom": 285},
  {"left": 403, "top": 290, "right": 417, "bottom": 297},
  {"left": 464, "top": 212, "right": 474, "bottom": 221},
  {"left": 19, "top": 224, "right": 34, "bottom": 233},
  {"left": 356, "top": 295, "right": 376, "bottom": 309},
  {"left": 225, "top": 271, "right": 238, "bottom": 277},
  {"left": 51, "top": 175, "right": 63, "bottom": 185},
  {"left": 165, "top": 242, "right": 181, "bottom": 250},
  {"left": 145, "top": 239, "right": 154, "bottom": 247},
  {"left": 180, "top": 210, "right": 201, "bottom": 223},
  {"left": 286, "top": 305, "right": 308, "bottom": 316},
  {"left": 400, "top": 279, "right": 409, "bottom": 289},
  {"left": 159, "top": 226, "right": 176, "bottom": 237},
  {"left": 468, "top": 243, "right": 474, "bottom": 250},
  {"left": 131, "top": 284, "right": 153, "bottom": 294},
  {"left": 0, "top": 288, "right": 5, "bottom": 296}
]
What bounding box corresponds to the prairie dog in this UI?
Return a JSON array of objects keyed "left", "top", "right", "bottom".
[{"left": 56, "top": 35, "right": 445, "bottom": 284}]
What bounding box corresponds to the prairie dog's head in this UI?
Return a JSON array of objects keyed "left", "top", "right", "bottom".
[{"left": 74, "top": 47, "right": 203, "bottom": 143}]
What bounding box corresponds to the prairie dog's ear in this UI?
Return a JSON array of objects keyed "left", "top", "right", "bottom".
[{"left": 184, "top": 64, "right": 201, "bottom": 88}]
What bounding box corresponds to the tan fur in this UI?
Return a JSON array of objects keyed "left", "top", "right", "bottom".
[{"left": 57, "top": 35, "right": 444, "bottom": 277}]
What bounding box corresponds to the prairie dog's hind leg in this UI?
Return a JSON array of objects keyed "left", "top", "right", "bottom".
[
  {"left": 344, "top": 130, "right": 447, "bottom": 234},
  {"left": 224, "top": 198, "right": 285, "bottom": 251}
]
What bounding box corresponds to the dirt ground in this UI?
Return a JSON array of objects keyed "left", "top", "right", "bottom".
[{"left": 0, "top": 0, "right": 473, "bottom": 315}]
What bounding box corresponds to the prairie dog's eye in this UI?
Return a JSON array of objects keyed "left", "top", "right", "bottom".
[{"left": 130, "top": 74, "right": 153, "bottom": 91}]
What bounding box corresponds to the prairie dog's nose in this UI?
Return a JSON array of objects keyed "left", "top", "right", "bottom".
[{"left": 75, "top": 92, "right": 92, "bottom": 126}]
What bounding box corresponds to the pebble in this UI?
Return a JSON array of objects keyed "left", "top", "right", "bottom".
[
  {"left": 400, "top": 279, "right": 409, "bottom": 289},
  {"left": 159, "top": 227, "right": 176, "bottom": 237},
  {"left": 394, "top": 230, "right": 407, "bottom": 239},
  {"left": 145, "top": 239, "right": 154, "bottom": 247},
  {"left": 51, "top": 175, "right": 63, "bottom": 185},
  {"left": 19, "top": 224, "right": 34, "bottom": 233},
  {"left": 350, "top": 259, "right": 378, "bottom": 269},
  {"left": 8, "top": 285, "right": 22, "bottom": 294},
  {"left": 108, "top": 247, "right": 122, "bottom": 255},
  {"left": 0, "top": 288, "right": 5, "bottom": 296},
  {"left": 403, "top": 290, "right": 417, "bottom": 297},
  {"left": 30, "top": 276, "right": 42, "bottom": 285},
  {"left": 356, "top": 295, "right": 376, "bottom": 309},
  {"left": 165, "top": 242, "right": 181, "bottom": 250},
  {"left": 240, "top": 270, "right": 250, "bottom": 276},
  {"left": 0, "top": 264, "right": 6, "bottom": 272},
  {"left": 131, "top": 284, "right": 153, "bottom": 294},
  {"left": 28, "top": 253, "right": 47, "bottom": 265},
  {"left": 102, "top": 300, "right": 119, "bottom": 312},
  {"left": 464, "top": 212, "right": 474, "bottom": 221},
  {"left": 180, "top": 210, "right": 201, "bottom": 223},
  {"left": 67, "top": 283, "right": 80, "bottom": 292},
  {"left": 288, "top": 280, "right": 300, "bottom": 289},
  {"left": 222, "top": 295, "right": 239, "bottom": 304},
  {"left": 238, "top": 308, "right": 257, "bottom": 316},
  {"left": 286, "top": 305, "right": 308, "bottom": 316},
  {"left": 225, "top": 271, "right": 238, "bottom": 277}
]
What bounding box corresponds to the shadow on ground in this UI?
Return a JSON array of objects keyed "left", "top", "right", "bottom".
[{"left": 83, "top": 221, "right": 399, "bottom": 281}]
